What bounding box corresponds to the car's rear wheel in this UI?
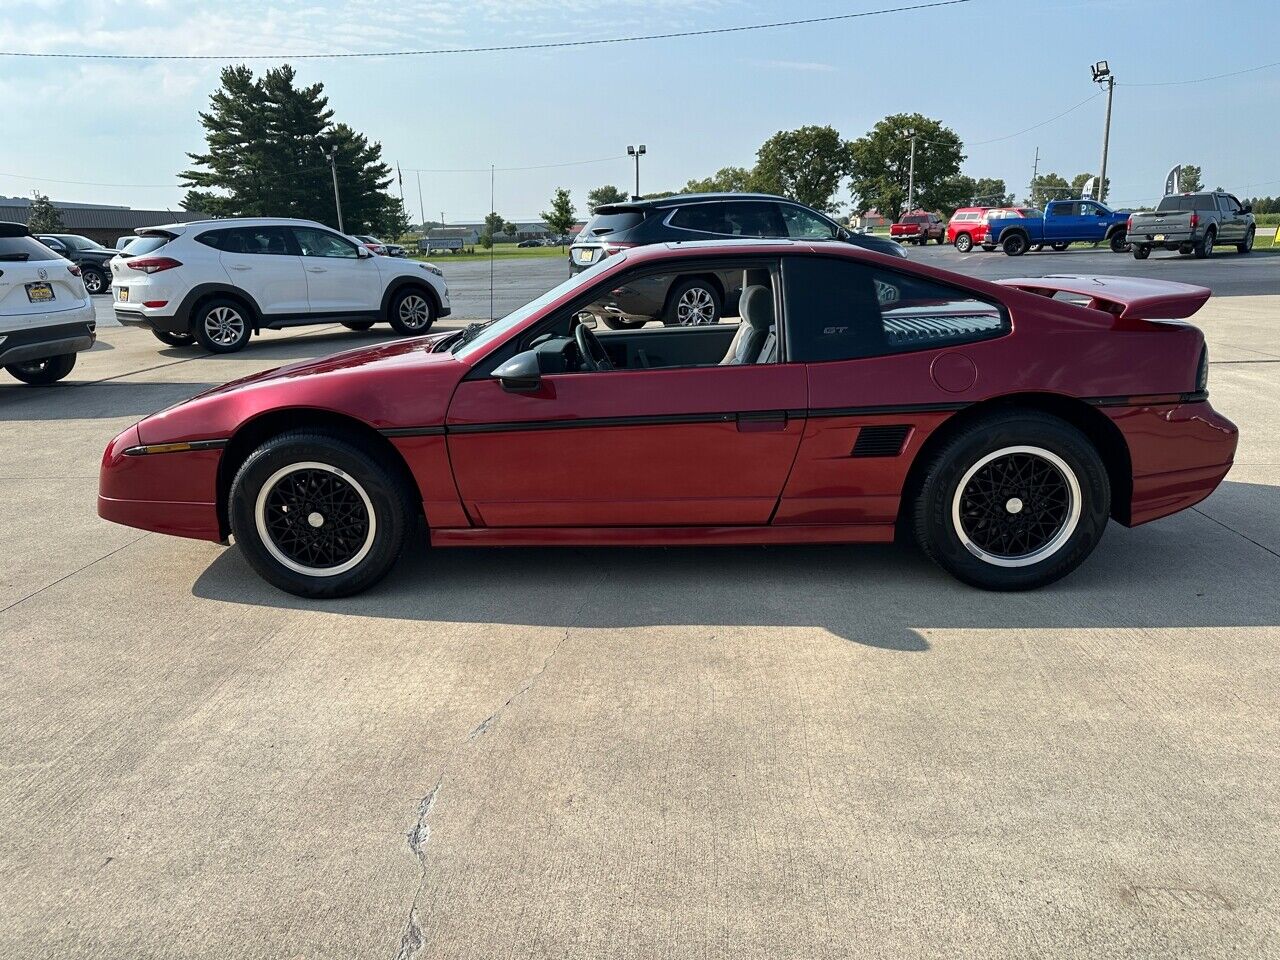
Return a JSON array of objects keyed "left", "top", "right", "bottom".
[
  {"left": 193, "top": 298, "right": 252, "bottom": 353},
  {"left": 342, "top": 320, "right": 376, "bottom": 331},
  {"left": 1030, "top": 243, "right": 1043, "bottom": 252},
  {"left": 81, "top": 267, "right": 107, "bottom": 295},
  {"left": 229, "top": 431, "right": 414, "bottom": 598},
  {"left": 954, "top": 233, "right": 973, "bottom": 253},
  {"left": 936, "top": 234, "right": 945, "bottom": 245},
  {"left": 1193, "top": 227, "right": 1215, "bottom": 259},
  {"left": 913, "top": 412, "right": 1110, "bottom": 590},
  {"left": 387, "top": 287, "right": 436, "bottom": 336},
  {"left": 1002, "top": 232, "right": 1029, "bottom": 256},
  {"left": 1108, "top": 231, "right": 1129, "bottom": 254},
  {"left": 153, "top": 330, "right": 195, "bottom": 347},
  {"left": 1132, "top": 244, "right": 1151, "bottom": 260},
  {"left": 665, "top": 279, "right": 721, "bottom": 326},
  {"left": 1238, "top": 226, "right": 1255, "bottom": 254},
  {"left": 6, "top": 353, "right": 76, "bottom": 385},
  {"left": 1051, "top": 242, "right": 1069, "bottom": 251}
]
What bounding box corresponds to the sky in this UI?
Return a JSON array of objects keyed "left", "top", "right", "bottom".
[{"left": 1, "top": 0, "right": 1278, "bottom": 224}]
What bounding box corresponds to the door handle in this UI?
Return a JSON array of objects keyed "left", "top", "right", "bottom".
[
  {"left": 307, "top": 267, "right": 327, "bottom": 273},
  {"left": 736, "top": 411, "right": 789, "bottom": 433},
  {"left": 228, "top": 264, "right": 251, "bottom": 271}
]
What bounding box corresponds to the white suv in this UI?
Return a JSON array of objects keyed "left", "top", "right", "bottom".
[
  {"left": 0, "top": 222, "right": 96, "bottom": 385},
  {"left": 110, "top": 218, "right": 450, "bottom": 353}
]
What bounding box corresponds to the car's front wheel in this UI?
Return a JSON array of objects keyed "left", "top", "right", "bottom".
[
  {"left": 6, "top": 353, "right": 76, "bottom": 385},
  {"left": 81, "top": 267, "right": 107, "bottom": 295},
  {"left": 912, "top": 412, "right": 1110, "bottom": 590},
  {"left": 954, "top": 233, "right": 973, "bottom": 253},
  {"left": 342, "top": 320, "right": 376, "bottom": 331},
  {"left": 1108, "top": 231, "right": 1129, "bottom": 254},
  {"left": 1051, "top": 242, "right": 1070, "bottom": 251},
  {"left": 153, "top": 330, "right": 195, "bottom": 347},
  {"left": 1238, "top": 227, "right": 1255, "bottom": 255},
  {"left": 229, "top": 431, "right": 415, "bottom": 598},
  {"left": 193, "top": 298, "right": 252, "bottom": 353},
  {"left": 665, "top": 279, "right": 721, "bottom": 326},
  {"left": 387, "top": 287, "right": 436, "bottom": 335}
]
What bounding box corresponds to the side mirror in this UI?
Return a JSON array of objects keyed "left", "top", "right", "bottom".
[
  {"left": 1243, "top": 204, "right": 1253, "bottom": 214},
  {"left": 492, "top": 349, "right": 543, "bottom": 393},
  {"left": 356, "top": 245, "right": 373, "bottom": 259}
]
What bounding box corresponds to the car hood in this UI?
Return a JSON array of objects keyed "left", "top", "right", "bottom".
[{"left": 137, "top": 332, "right": 466, "bottom": 444}]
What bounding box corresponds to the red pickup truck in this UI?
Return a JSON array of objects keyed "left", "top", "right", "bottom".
[{"left": 891, "top": 211, "right": 945, "bottom": 245}]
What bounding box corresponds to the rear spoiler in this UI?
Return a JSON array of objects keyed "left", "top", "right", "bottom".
[{"left": 995, "top": 275, "right": 1211, "bottom": 320}]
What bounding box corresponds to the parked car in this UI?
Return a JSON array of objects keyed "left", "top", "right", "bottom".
[
  {"left": 384, "top": 242, "right": 407, "bottom": 258},
  {"left": 568, "top": 193, "right": 906, "bottom": 328},
  {"left": 34, "top": 233, "right": 117, "bottom": 295},
  {"left": 108, "top": 218, "right": 450, "bottom": 353},
  {"left": 986, "top": 199, "right": 1131, "bottom": 256},
  {"left": 352, "top": 235, "right": 388, "bottom": 256},
  {"left": 517, "top": 239, "right": 543, "bottom": 248},
  {"left": 1127, "top": 192, "right": 1256, "bottom": 260},
  {"left": 0, "top": 222, "right": 96, "bottom": 384},
  {"left": 114, "top": 236, "right": 134, "bottom": 251},
  {"left": 100, "top": 237, "right": 1236, "bottom": 600},
  {"left": 891, "top": 211, "right": 945, "bottom": 245},
  {"left": 946, "top": 207, "right": 1041, "bottom": 252}
]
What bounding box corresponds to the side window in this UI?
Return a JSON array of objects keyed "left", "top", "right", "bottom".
[
  {"left": 668, "top": 205, "right": 730, "bottom": 234},
  {"left": 293, "top": 227, "right": 358, "bottom": 258},
  {"left": 783, "top": 256, "right": 1007, "bottom": 363},
  {"left": 781, "top": 205, "right": 838, "bottom": 239},
  {"left": 721, "top": 202, "right": 784, "bottom": 237},
  {"left": 198, "top": 227, "right": 292, "bottom": 254}
]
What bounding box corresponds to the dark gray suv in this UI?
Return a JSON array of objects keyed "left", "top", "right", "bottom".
[{"left": 569, "top": 193, "right": 907, "bottom": 328}]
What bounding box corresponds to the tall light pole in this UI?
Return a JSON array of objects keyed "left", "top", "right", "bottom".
[
  {"left": 320, "top": 144, "right": 344, "bottom": 234},
  {"left": 627, "top": 144, "right": 646, "bottom": 199},
  {"left": 1092, "top": 60, "right": 1115, "bottom": 204},
  {"left": 905, "top": 133, "right": 917, "bottom": 214}
]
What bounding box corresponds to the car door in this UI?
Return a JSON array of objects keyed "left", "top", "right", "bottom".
[
  {"left": 444, "top": 260, "right": 807, "bottom": 528},
  {"left": 1042, "top": 202, "right": 1074, "bottom": 242},
  {"left": 773, "top": 254, "right": 1010, "bottom": 527},
  {"left": 208, "top": 226, "right": 308, "bottom": 317},
  {"left": 290, "top": 226, "right": 382, "bottom": 316},
  {"left": 1217, "top": 195, "right": 1243, "bottom": 242}
]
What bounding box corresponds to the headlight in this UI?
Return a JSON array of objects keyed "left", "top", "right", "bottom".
[{"left": 419, "top": 263, "right": 443, "bottom": 277}]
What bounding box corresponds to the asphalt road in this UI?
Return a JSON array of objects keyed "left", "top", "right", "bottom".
[
  {"left": 6, "top": 277, "right": 1280, "bottom": 956},
  {"left": 93, "top": 242, "right": 1279, "bottom": 332}
]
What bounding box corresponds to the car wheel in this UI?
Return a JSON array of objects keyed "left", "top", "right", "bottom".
[
  {"left": 193, "top": 297, "right": 252, "bottom": 353},
  {"left": 1030, "top": 243, "right": 1044, "bottom": 252},
  {"left": 1193, "top": 228, "right": 1215, "bottom": 259},
  {"left": 81, "top": 267, "right": 107, "bottom": 295},
  {"left": 665, "top": 279, "right": 721, "bottom": 326},
  {"left": 152, "top": 330, "right": 196, "bottom": 347},
  {"left": 601, "top": 315, "right": 647, "bottom": 330},
  {"left": 954, "top": 233, "right": 973, "bottom": 253},
  {"left": 342, "top": 320, "right": 376, "bottom": 331},
  {"left": 388, "top": 287, "right": 436, "bottom": 335},
  {"left": 1237, "top": 227, "right": 1255, "bottom": 255},
  {"left": 1051, "top": 242, "right": 1070, "bottom": 252},
  {"left": 1132, "top": 245, "right": 1151, "bottom": 260},
  {"left": 913, "top": 412, "right": 1110, "bottom": 591},
  {"left": 1002, "top": 233, "right": 1029, "bottom": 256},
  {"left": 980, "top": 245, "right": 996, "bottom": 252},
  {"left": 936, "top": 234, "right": 945, "bottom": 245},
  {"left": 5, "top": 353, "right": 76, "bottom": 385},
  {"left": 1108, "top": 232, "right": 1128, "bottom": 254},
  {"left": 229, "top": 431, "right": 415, "bottom": 599}
]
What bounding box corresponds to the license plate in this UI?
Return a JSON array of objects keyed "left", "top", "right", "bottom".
[
  {"left": 25, "top": 282, "right": 54, "bottom": 303},
  {"left": 1154, "top": 234, "right": 1165, "bottom": 242},
  {"left": 578, "top": 249, "right": 595, "bottom": 263},
  {"left": 118, "top": 287, "right": 129, "bottom": 302}
]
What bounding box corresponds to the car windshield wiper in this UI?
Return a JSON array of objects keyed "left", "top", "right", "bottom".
[{"left": 447, "top": 320, "right": 495, "bottom": 353}]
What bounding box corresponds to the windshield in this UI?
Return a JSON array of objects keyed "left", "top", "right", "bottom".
[
  {"left": 451, "top": 255, "right": 625, "bottom": 359},
  {"left": 55, "top": 235, "right": 100, "bottom": 251}
]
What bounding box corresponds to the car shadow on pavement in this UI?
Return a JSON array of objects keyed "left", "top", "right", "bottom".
[
  {"left": 0, "top": 381, "right": 220, "bottom": 420},
  {"left": 192, "top": 481, "right": 1280, "bottom": 652}
]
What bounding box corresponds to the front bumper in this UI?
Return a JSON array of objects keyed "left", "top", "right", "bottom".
[
  {"left": 0, "top": 319, "right": 96, "bottom": 366},
  {"left": 98, "top": 423, "right": 224, "bottom": 542}
]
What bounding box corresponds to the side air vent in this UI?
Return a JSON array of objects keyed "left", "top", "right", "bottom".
[{"left": 851, "top": 425, "right": 910, "bottom": 458}]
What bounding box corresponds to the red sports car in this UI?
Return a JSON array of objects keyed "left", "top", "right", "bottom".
[{"left": 99, "top": 240, "right": 1237, "bottom": 597}]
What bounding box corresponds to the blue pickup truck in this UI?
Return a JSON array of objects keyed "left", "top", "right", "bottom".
[{"left": 987, "top": 199, "right": 1130, "bottom": 256}]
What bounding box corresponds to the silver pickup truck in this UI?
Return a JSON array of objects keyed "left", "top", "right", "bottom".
[{"left": 1128, "top": 191, "right": 1255, "bottom": 259}]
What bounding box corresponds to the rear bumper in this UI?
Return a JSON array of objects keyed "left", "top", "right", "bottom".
[{"left": 0, "top": 319, "right": 96, "bottom": 366}]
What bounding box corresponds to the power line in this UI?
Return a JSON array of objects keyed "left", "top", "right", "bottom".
[
  {"left": 0, "top": 1, "right": 974, "bottom": 61},
  {"left": 403, "top": 156, "right": 627, "bottom": 174},
  {"left": 1121, "top": 60, "right": 1280, "bottom": 87}
]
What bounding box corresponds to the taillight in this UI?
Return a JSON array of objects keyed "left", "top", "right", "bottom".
[
  {"left": 67, "top": 264, "right": 82, "bottom": 277},
  {"left": 1189, "top": 213, "right": 1199, "bottom": 229},
  {"left": 1126, "top": 216, "right": 1133, "bottom": 232},
  {"left": 600, "top": 241, "right": 636, "bottom": 257},
  {"left": 1196, "top": 345, "right": 1208, "bottom": 393},
  {"left": 127, "top": 257, "right": 182, "bottom": 274}
]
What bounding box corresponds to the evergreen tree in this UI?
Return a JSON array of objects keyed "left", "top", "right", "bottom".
[{"left": 27, "top": 192, "right": 64, "bottom": 232}]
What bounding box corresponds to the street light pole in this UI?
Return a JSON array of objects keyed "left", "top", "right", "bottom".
[
  {"left": 905, "top": 133, "right": 917, "bottom": 214},
  {"left": 1092, "top": 61, "right": 1115, "bottom": 204},
  {"left": 322, "top": 145, "right": 344, "bottom": 234},
  {"left": 627, "top": 144, "right": 646, "bottom": 199}
]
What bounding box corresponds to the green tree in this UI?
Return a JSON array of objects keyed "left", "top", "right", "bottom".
[
  {"left": 1027, "top": 172, "right": 1071, "bottom": 207},
  {"left": 1178, "top": 164, "right": 1204, "bottom": 193},
  {"left": 972, "top": 177, "right": 1013, "bottom": 206},
  {"left": 754, "top": 126, "right": 853, "bottom": 213},
  {"left": 478, "top": 212, "right": 508, "bottom": 249},
  {"left": 586, "top": 184, "right": 627, "bottom": 213},
  {"left": 26, "top": 192, "right": 64, "bottom": 232},
  {"left": 1069, "top": 172, "right": 1110, "bottom": 200},
  {"left": 541, "top": 187, "right": 576, "bottom": 246},
  {"left": 181, "top": 64, "right": 400, "bottom": 233},
  {"left": 684, "top": 165, "right": 758, "bottom": 194},
  {"left": 848, "top": 114, "right": 964, "bottom": 222}
]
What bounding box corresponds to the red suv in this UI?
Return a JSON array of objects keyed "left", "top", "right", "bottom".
[
  {"left": 890, "top": 211, "right": 944, "bottom": 245},
  {"left": 947, "top": 207, "right": 1039, "bottom": 252}
]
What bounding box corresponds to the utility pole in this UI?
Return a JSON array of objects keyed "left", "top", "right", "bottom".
[
  {"left": 1092, "top": 60, "right": 1115, "bottom": 203},
  {"left": 905, "top": 133, "right": 917, "bottom": 214},
  {"left": 489, "top": 163, "right": 495, "bottom": 320},
  {"left": 1031, "top": 146, "right": 1040, "bottom": 200},
  {"left": 322, "top": 145, "right": 344, "bottom": 234},
  {"left": 415, "top": 171, "right": 426, "bottom": 232},
  {"left": 627, "top": 144, "right": 646, "bottom": 199}
]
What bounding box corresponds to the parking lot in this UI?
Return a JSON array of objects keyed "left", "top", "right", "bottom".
[{"left": 3, "top": 251, "right": 1279, "bottom": 957}]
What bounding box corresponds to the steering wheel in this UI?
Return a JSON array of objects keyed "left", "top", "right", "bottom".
[{"left": 574, "top": 322, "right": 613, "bottom": 372}]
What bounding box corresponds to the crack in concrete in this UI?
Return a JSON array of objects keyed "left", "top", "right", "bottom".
[{"left": 469, "top": 626, "right": 571, "bottom": 740}]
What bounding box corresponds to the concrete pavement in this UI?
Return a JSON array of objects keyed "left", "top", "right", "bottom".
[{"left": 1, "top": 294, "right": 1278, "bottom": 958}]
